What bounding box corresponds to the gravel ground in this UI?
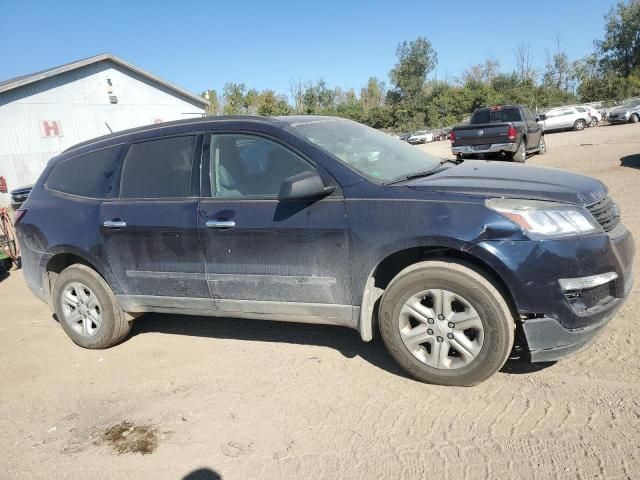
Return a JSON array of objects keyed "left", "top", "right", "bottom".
[{"left": 1, "top": 123, "right": 639, "bottom": 480}]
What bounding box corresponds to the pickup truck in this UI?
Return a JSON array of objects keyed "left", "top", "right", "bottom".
[{"left": 451, "top": 105, "right": 545, "bottom": 162}]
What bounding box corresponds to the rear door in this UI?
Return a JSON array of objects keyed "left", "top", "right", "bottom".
[
  {"left": 100, "top": 134, "right": 208, "bottom": 301},
  {"left": 197, "top": 131, "right": 354, "bottom": 325},
  {"left": 560, "top": 108, "right": 578, "bottom": 128}
]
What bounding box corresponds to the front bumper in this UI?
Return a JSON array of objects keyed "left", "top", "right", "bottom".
[
  {"left": 522, "top": 275, "right": 631, "bottom": 362},
  {"left": 608, "top": 113, "right": 630, "bottom": 123},
  {"left": 452, "top": 142, "right": 518, "bottom": 155},
  {"left": 471, "top": 225, "right": 635, "bottom": 362}
]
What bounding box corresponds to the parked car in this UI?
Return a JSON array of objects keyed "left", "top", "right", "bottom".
[
  {"left": 398, "top": 132, "right": 412, "bottom": 142},
  {"left": 15, "top": 116, "right": 634, "bottom": 386},
  {"left": 540, "top": 106, "right": 591, "bottom": 132},
  {"left": 579, "top": 105, "right": 603, "bottom": 127},
  {"left": 10, "top": 184, "right": 32, "bottom": 210},
  {"left": 451, "top": 105, "right": 545, "bottom": 162},
  {"left": 407, "top": 130, "right": 434, "bottom": 144},
  {"left": 607, "top": 98, "right": 640, "bottom": 124}
]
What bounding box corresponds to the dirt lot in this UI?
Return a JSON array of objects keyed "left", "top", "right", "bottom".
[{"left": 1, "top": 124, "right": 640, "bottom": 480}]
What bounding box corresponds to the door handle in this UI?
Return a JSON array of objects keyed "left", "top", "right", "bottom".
[
  {"left": 103, "top": 220, "right": 127, "bottom": 228},
  {"left": 206, "top": 220, "right": 235, "bottom": 229}
]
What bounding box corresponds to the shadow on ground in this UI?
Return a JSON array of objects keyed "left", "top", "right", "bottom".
[
  {"left": 620, "top": 153, "right": 640, "bottom": 169},
  {"left": 183, "top": 468, "right": 222, "bottom": 480},
  {"left": 130, "top": 313, "right": 550, "bottom": 380},
  {"left": 131, "top": 313, "right": 410, "bottom": 379}
]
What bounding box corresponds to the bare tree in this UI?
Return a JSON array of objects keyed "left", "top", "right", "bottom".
[
  {"left": 514, "top": 43, "right": 536, "bottom": 82},
  {"left": 543, "top": 35, "right": 573, "bottom": 91},
  {"left": 289, "top": 77, "right": 305, "bottom": 114}
]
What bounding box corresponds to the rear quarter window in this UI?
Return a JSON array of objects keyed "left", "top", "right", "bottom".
[{"left": 46, "top": 145, "right": 121, "bottom": 198}]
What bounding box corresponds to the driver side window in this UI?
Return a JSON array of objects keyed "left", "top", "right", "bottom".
[{"left": 209, "top": 134, "right": 314, "bottom": 198}]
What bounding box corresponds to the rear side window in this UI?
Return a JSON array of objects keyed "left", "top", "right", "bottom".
[
  {"left": 47, "top": 146, "right": 121, "bottom": 198},
  {"left": 471, "top": 109, "right": 490, "bottom": 123},
  {"left": 120, "top": 136, "right": 197, "bottom": 199}
]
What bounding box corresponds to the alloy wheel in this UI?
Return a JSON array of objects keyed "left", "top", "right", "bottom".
[
  {"left": 60, "top": 282, "right": 103, "bottom": 337},
  {"left": 398, "top": 289, "right": 484, "bottom": 369}
]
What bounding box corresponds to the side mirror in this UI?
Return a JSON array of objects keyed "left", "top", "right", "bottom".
[
  {"left": 537, "top": 114, "right": 546, "bottom": 121},
  {"left": 278, "top": 171, "right": 335, "bottom": 201}
]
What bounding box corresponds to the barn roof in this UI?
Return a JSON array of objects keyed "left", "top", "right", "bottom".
[{"left": 0, "top": 53, "right": 209, "bottom": 107}]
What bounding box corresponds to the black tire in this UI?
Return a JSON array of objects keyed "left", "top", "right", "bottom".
[
  {"left": 631, "top": 114, "right": 639, "bottom": 124},
  {"left": 574, "top": 119, "right": 586, "bottom": 131},
  {"left": 52, "top": 264, "right": 131, "bottom": 349},
  {"left": 589, "top": 117, "right": 598, "bottom": 127},
  {"left": 509, "top": 140, "right": 526, "bottom": 163},
  {"left": 537, "top": 135, "right": 546, "bottom": 155},
  {"left": 378, "top": 260, "right": 515, "bottom": 386}
]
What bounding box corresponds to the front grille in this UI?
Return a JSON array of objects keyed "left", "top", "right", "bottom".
[{"left": 587, "top": 196, "right": 621, "bottom": 232}]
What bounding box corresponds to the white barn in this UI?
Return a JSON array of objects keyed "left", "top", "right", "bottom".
[{"left": 0, "top": 53, "right": 208, "bottom": 199}]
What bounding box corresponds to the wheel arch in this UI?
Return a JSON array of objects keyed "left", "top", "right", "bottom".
[
  {"left": 43, "top": 248, "right": 120, "bottom": 308},
  {"left": 357, "top": 245, "right": 517, "bottom": 342}
]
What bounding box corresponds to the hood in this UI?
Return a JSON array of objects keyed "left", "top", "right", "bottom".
[
  {"left": 407, "top": 161, "right": 606, "bottom": 205},
  {"left": 610, "top": 106, "right": 631, "bottom": 114}
]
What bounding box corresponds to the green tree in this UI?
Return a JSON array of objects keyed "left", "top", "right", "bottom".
[
  {"left": 201, "top": 89, "right": 219, "bottom": 115},
  {"left": 389, "top": 37, "right": 438, "bottom": 103},
  {"left": 543, "top": 37, "right": 574, "bottom": 91},
  {"left": 222, "top": 82, "right": 247, "bottom": 115},
  {"left": 597, "top": 1, "right": 640, "bottom": 77},
  {"left": 360, "top": 77, "right": 385, "bottom": 111},
  {"left": 257, "top": 90, "right": 292, "bottom": 116}
]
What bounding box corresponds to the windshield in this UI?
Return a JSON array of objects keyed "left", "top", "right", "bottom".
[
  {"left": 285, "top": 117, "right": 441, "bottom": 182},
  {"left": 623, "top": 99, "right": 640, "bottom": 108}
]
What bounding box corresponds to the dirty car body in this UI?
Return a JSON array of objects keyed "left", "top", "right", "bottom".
[{"left": 16, "top": 115, "right": 634, "bottom": 384}]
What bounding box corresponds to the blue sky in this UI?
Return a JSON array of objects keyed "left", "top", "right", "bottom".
[{"left": 0, "top": 0, "right": 619, "bottom": 97}]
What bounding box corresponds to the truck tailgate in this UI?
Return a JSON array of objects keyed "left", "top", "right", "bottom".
[{"left": 453, "top": 122, "right": 512, "bottom": 147}]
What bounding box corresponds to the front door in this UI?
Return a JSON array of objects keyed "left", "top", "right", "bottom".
[
  {"left": 197, "top": 132, "right": 354, "bottom": 326},
  {"left": 100, "top": 134, "right": 208, "bottom": 302}
]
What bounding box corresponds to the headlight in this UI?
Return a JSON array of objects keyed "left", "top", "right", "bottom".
[{"left": 486, "top": 198, "right": 602, "bottom": 239}]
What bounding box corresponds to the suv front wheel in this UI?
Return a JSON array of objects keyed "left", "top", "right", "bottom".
[
  {"left": 379, "top": 260, "right": 514, "bottom": 386},
  {"left": 52, "top": 264, "right": 131, "bottom": 349}
]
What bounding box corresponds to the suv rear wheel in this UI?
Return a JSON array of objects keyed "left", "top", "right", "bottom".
[
  {"left": 52, "top": 264, "right": 131, "bottom": 349},
  {"left": 378, "top": 260, "right": 514, "bottom": 386},
  {"left": 574, "top": 119, "right": 586, "bottom": 130}
]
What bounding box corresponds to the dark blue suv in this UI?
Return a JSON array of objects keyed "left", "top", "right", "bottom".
[{"left": 15, "top": 116, "right": 634, "bottom": 386}]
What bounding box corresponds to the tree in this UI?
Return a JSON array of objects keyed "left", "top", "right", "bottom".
[
  {"left": 361, "top": 76, "right": 386, "bottom": 111},
  {"left": 543, "top": 37, "right": 574, "bottom": 91},
  {"left": 461, "top": 58, "right": 501, "bottom": 85},
  {"left": 201, "top": 89, "right": 219, "bottom": 115},
  {"left": 514, "top": 44, "right": 536, "bottom": 83},
  {"left": 257, "top": 90, "right": 292, "bottom": 116},
  {"left": 289, "top": 77, "right": 305, "bottom": 114},
  {"left": 222, "top": 82, "right": 247, "bottom": 115},
  {"left": 244, "top": 88, "right": 260, "bottom": 114},
  {"left": 596, "top": 1, "right": 640, "bottom": 77},
  {"left": 389, "top": 37, "right": 438, "bottom": 102}
]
